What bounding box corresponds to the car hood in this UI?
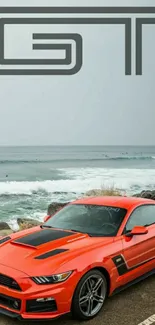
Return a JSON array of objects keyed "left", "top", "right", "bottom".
[{"left": 0, "top": 227, "right": 114, "bottom": 276}]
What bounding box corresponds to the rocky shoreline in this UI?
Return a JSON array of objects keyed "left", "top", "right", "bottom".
[
  {"left": 0, "top": 190, "right": 154, "bottom": 237},
  {"left": 0, "top": 202, "right": 69, "bottom": 237}
]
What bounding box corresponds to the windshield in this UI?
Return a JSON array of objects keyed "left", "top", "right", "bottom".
[{"left": 44, "top": 204, "right": 127, "bottom": 237}]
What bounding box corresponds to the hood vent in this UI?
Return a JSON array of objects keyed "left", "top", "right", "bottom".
[{"left": 35, "top": 248, "right": 69, "bottom": 260}]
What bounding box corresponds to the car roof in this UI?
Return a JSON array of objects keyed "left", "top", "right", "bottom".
[{"left": 71, "top": 196, "right": 154, "bottom": 209}]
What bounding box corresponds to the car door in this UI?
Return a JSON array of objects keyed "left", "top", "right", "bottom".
[{"left": 120, "top": 204, "right": 155, "bottom": 284}]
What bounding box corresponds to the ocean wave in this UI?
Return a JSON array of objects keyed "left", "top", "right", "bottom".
[
  {"left": 109, "top": 156, "right": 155, "bottom": 160},
  {"left": 0, "top": 168, "right": 155, "bottom": 196},
  {"left": 1, "top": 167, "right": 155, "bottom": 226},
  {"left": 0, "top": 160, "right": 50, "bottom": 164},
  {"left": 0, "top": 156, "right": 155, "bottom": 164},
  {"left": 0, "top": 191, "right": 77, "bottom": 198},
  {"left": 8, "top": 212, "right": 46, "bottom": 231}
]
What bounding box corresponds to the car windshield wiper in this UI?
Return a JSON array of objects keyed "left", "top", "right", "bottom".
[
  {"left": 144, "top": 223, "right": 154, "bottom": 227},
  {"left": 70, "top": 229, "right": 84, "bottom": 233},
  {"left": 41, "top": 225, "right": 92, "bottom": 236},
  {"left": 69, "top": 229, "right": 92, "bottom": 236},
  {"left": 40, "top": 225, "right": 55, "bottom": 229}
]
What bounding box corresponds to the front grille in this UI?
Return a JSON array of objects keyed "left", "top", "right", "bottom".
[
  {"left": 26, "top": 299, "right": 57, "bottom": 313},
  {"left": 0, "top": 274, "right": 21, "bottom": 291},
  {"left": 0, "top": 293, "right": 21, "bottom": 311}
]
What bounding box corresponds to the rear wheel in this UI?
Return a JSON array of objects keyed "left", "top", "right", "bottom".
[{"left": 71, "top": 269, "right": 107, "bottom": 321}]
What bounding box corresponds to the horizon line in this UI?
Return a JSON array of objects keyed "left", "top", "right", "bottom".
[{"left": 0, "top": 144, "right": 154, "bottom": 147}]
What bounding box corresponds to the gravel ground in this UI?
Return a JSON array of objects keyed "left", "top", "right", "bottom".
[{"left": 0, "top": 275, "right": 154, "bottom": 325}]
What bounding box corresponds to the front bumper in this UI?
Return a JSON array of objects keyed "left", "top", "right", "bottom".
[
  {"left": 0, "top": 307, "right": 20, "bottom": 319},
  {"left": 0, "top": 306, "right": 64, "bottom": 321},
  {"left": 0, "top": 264, "right": 75, "bottom": 320}
]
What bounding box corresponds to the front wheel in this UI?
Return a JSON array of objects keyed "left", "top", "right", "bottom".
[{"left": 71, "top": 269, "right": 107, "bottom": 321}]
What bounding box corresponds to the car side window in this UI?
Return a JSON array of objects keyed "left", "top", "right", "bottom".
[{"left": 123, "top": 205, "right": 155, "bottom": 234}]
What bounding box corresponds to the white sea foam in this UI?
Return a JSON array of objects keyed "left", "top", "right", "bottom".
[
  {"left": 8, "top": 212, "right": 46, "bottom": 231},
  {"left": 2, "top": 167, "right": 155, "bottom": 225},
  {"left": 0, "top": 168, "right": 155, "bottom": 196}
]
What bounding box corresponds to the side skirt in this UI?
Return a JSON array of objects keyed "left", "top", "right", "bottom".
[{"left": 111, "top": 268, "right": 155, "bottom": 296}]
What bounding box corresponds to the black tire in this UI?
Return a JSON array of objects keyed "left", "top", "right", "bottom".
[{"left": 71, "top": 269, "right": 107, "bottom": 321}]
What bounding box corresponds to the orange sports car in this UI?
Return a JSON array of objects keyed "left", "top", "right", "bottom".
[{"left": 0, "top": 196, "right": 154, "bottom": 321}]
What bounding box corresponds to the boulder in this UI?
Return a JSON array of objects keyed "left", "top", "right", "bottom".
[
  {"left": 133, "top": 190, "right": 155, "bottom": 200},
  {"left": 17, "top": 218, "right": 42, "bottom": 230},
  {"left": 0, "top": 229, "right": 13, "bottom": 237},
  {"left": 47, "top": 202, "right": 68, "bottom": 216},
  {"left": 84, "top": 189, "right": 102, "bottom": 196},
  {"left": 0, "top": 222, "right": 11, "bottom": 230}
]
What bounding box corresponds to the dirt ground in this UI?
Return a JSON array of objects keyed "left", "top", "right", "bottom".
[{"left": 0, "top": 275, "right": 154, "bottom": 325}]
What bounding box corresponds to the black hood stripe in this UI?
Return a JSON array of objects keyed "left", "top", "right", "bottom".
[
  {"left": 13, "top": 229, "right": 73, "bottom": 247},
  {"left": 35, "top": 248, "right": 69, "bottom": 260},
  {"left": 0, "top": 236, "right": 11, "bottom": 244}
]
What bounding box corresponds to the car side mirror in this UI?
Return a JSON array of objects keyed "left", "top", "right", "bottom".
[
  {"left": 125, "top": 225, "right": 148, "bottom": 237},
  {"left": 43, "top": 215, "right": 51, "bottom": 223}
]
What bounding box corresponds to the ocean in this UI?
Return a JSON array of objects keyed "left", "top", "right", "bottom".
[{"left": 0, "top": 145, "right": 155, "bottom": 230}]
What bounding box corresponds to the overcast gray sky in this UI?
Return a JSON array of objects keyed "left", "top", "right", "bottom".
[{"left": 0, "top": 0, "right": 155, "bottom": 146}]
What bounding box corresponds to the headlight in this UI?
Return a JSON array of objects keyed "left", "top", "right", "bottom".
[{"left": 31, "top": 271, "right": 73, "bottom": 285}]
